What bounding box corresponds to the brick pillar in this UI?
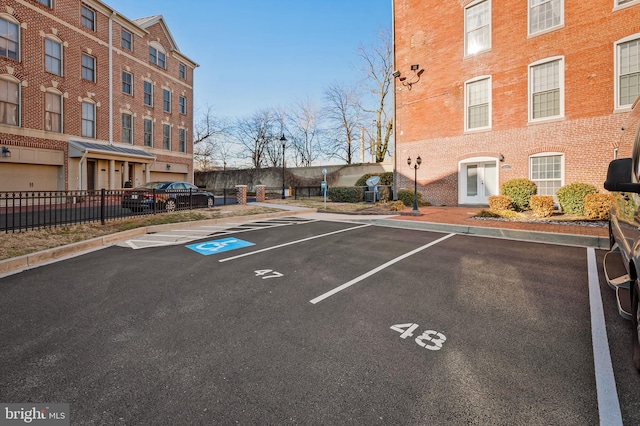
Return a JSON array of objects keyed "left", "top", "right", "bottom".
[
  {"left": 236, "top": 185, "right": 247, "bottom": 205},
  {"left": 256, "top": 185, "right": 266, "bottom": 202}
]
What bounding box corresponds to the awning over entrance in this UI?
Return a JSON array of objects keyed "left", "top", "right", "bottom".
[{"left": 68, "top": 140, "right": 155, "bottom": 162}]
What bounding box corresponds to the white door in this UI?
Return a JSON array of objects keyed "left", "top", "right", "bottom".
[{"left": 462, "top": 162, "right": 497, "bottom": 205}]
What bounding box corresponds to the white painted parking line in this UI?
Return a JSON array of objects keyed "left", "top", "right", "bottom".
[
  {"left": 218, "top": 224, "right": 371, "bottom": 263},
  {"left": 587, "top": 247, "right": 623, "bottom": 426},
  {"left": 310, "top": 233, "right": 456, "bottom": 305}
]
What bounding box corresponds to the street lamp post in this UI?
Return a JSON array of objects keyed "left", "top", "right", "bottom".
[
  {"left": 407, "top": 156, "right": 422, "bottom": 213},
  {"left": 280, "top": 134, "right": 287, "bottom": 199}
]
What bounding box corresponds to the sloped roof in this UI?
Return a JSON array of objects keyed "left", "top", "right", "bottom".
[{"left": 133, "top": 15, "right": 179, "bottom": 53}]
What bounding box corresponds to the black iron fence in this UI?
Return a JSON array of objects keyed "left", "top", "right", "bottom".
[{"left": 0, "top": 188, "right": 235, "bottom": 233}]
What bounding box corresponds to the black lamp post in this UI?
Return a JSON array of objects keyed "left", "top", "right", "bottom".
[
  {"left": 407, "top": 156, "right": 422, "bottom": 213},
  {"left": 280, "top": 134, "right": 287, "bottom": 199}
]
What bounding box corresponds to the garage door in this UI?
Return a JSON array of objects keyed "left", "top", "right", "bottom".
[
  {"left": 0, "top": 164, "right": 62, "bottom": 191},
  {"left": 150, "top": 172, "right": 188, "bottom": 182}
]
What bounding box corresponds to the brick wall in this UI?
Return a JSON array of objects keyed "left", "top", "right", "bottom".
[{"left": 394, "top": 0, "right": 640, "bottom": 205}]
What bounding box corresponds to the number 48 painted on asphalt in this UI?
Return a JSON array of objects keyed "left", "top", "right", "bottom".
[{"left": 390, "top": 323, "right": 446, "bottom": 351}]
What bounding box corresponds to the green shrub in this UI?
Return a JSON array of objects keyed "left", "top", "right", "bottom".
[
  {"left": 530, "top": 195, "right": 554, "bottom": 217},
  {"left": 584, "top": 193, "right": 612, "bottom": 220},
  {"left": 500, "top": 178, "right": 537, "bottom": 211},
  {"left": 556, "top": 183, "right": 598, "bottom": 215},
  {"left": 488, "top": 195, "right": 513, "bottom": 212},
  {"left": 355, "top": 172, "right": 394, "bottom": 187},
  {"left": 397, "top": 189, "right": 423, "bottom": 206},
  {"left": 328, "top": 186, "right": 364, "bottom": 203}
]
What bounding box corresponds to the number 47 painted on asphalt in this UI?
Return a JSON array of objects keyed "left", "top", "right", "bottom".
[{"left": 390, "top": 323, "right": 446, "bottom": 351}]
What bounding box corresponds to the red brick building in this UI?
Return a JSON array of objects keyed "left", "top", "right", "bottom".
[
  {"left": 393, "top": 0, "right": 640, "bottom": 206},
  {"left": 0, "top": 0, "right": 197, "bottom": 191}
]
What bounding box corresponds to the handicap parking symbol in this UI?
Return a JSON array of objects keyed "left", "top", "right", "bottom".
[{"left": 186, "top": 237, "right": 255, "bottom": 256}]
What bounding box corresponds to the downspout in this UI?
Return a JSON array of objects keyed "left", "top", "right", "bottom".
[
  {"left": 78, "top": 150, "right": 88, "bottom": 190},
  {"left": 108, "top": 12, "right": 115, "bottom": 146},
  {"left": 391, "top": 0, "right": 397, "bottom": 200}
]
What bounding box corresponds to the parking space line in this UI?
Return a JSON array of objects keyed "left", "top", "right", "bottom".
[
  {"left": 310, "top": 233, "right": 456, "bottom": 304},
  {"left": 218, "top": 224, "right": 371, "bottom": 263},
  {"left": 587, "top": 247, "right": 623, "bottom": 425}
]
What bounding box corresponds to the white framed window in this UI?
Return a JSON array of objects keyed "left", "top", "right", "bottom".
[
  {"left": 163, "top": 89, "right": 171, "bottom": 113},
  {"left": 81, "top": 101, "right": 95, "bottom": 138},
  {"left": 122, "top": 71, "right": 132, "bottom": 95},
  {"left": 149, "top": 44, "right": 166, "bottom": 68},
  {"left": 529, "top": 57, "right": 564, "bottom": 121},
  {"left": 0, "top": 16, "right": 19, "bottom": 61},
  {"left": 529, "top": 153, "right": 564, "bottom": 198},
  {"left": 143, "top": 80, "right": 153, "bottom": 106},
  {"left": 179, "top": 128, "right": 186, "bottom": 153},
  {"left": 616, "top": 0, "right": 637, "bottom": 6},
  {"left": 179, "top": 63, "right": 186, "bottom": 79},
  {"left": 121, "top": 29, "right": 132, "bottom": 51},
  {"left": 529, "top": 0, "right": 563, "bottom": 36},
  {"left": 37, "top": 0, "right": 53, "bottom": 7},
  {"left": 81, "top": 6, "right": 95, "bottom": 31},
  {"left": 45, "top": 91, "right": 62, "bottom": 133},
  {"left": 465, "top": 76, "right": 491, "bottom": 131},
  {"left": 45, "top": 38, "right": 62, "bottom": 75},
  {"left": 179, "top": 96, "right": 186, "bottom": 115},
  {"left": 122, "top": 113, "right": 132, "bottom": 144},
  {"left": 81, "top": 54, "right": 95, "bottom": 82},
  {"left": 465, "top": 0, "right": 491, "bottom": 56},
  {"left": 144, "top": 118, "right": 153, "bottom": 147},
  {"left": 0, "top": 77, "right": 20, "bottom": 126},
  {"left": 616, "top": 35, "right": 640, "bottom": 110},
  {"left": 163, "top": 123, "right": 171, "bottom": 150}
]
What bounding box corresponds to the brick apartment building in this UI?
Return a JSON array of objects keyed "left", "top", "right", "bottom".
[
  {"left": 0, "top": 0, "right": 197, "bottom": 192},
  {"left": 393, "top": 0, "right": 640, "bottom": 206}
]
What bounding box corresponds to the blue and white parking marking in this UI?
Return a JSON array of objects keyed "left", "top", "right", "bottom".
[{"left": 186, "top": 238, "right": 255, "bottom": 256}]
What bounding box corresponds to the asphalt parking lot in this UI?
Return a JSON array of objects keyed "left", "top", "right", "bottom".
[{"left": 1, "top": 217, "right": 639, "bottom": 425}]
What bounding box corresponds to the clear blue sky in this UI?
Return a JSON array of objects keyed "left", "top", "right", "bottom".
[{"left": 105, "top": 0, "right": 392, "bottom": 120}]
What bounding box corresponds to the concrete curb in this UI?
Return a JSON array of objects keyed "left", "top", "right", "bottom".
[
  {"left": 366, "top": 218, "right": 609, "bottom": 248},
  {"left": 0, "top": 208, "right": 316, "bottom": 277}
]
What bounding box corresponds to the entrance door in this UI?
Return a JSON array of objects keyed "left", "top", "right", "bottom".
[
  {"left": 462, "top": 162, "right": 497, "bottom": 205},
  {"left": 86, "top": 160, "right": 96, "bottom": 191}
]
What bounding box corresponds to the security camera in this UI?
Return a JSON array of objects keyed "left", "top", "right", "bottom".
[{"left": 392, "top": 70, "right": 401, "bottom": 78}]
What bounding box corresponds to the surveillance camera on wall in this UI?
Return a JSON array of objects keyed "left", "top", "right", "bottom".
[{"left": 392, "top": 70, "right": 401, "bottom": 78}]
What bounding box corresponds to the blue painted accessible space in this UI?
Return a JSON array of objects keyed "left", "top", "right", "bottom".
[{"left": 186, "top": 238, "right": 255, "bottom": 256}]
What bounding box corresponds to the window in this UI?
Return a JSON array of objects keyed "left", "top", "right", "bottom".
[
  {"left": 529, "top": 0, "right": 562, "bottom": 35},
  {"left": 38, "top": 0, "right": 53, "bottom": 6},
  {"left": 0, "top": 17, "right": 19, "bottom": 61},
  {"left": 617, "top": 37, "right": 640, "bottom": 109},
  {"left": 179, "top": 129, "right": 186, "bottom": 153},
  {"left": 530, "top": 154, "right": 563, "bottom": 198},
  {"left": 0, "top": 78, "right": 19, "bottom": 126},
  {"left": 45, "top": 39, "right": 62, "bottom": 75},
  {"left": 122, "top": 113, "right": 132, "bottom": 144},
  {"left": 179, "top": 96, "right": 186, "bottom": 115},
  {"left": 530, "top": 58, "right": 563, "bottom": 121},
  {"left": 81, "top": 54, "right": 95, "bottom": 82},
  {"left": 143, "top": 81, "right": 153, "bottom": 106},
  {"left": 122, "top": 71, "right": 132, "bottom": 95},
  {"left": 81, "top": 6, "right": 95, "bottom": 31},
  {"left": 163, "top": 124, "right": 170, "bottom": 150},
  {"left": 617, "top": 0, "right": 635, "bottom": 5},
  {"left": 121, "top": 29, "right": 132, "bottom": 51},
  {"left": 144, "top": 118, "right": 153, "bottom": 147},
  {"left": 163, "top": 89, "right": 171, "bottom": 113},
  {"left": 465, "top": 0, "right": 490, "bottom": 56},
  {"left": 81, "top": 101, "right": 95, "bottom": 138},
  {"left": 149, "top": 46, "right": 166, "bottom": 68},
  {"left": 179, "top": 63, "right": 186, "bottom": 79},
  {"left": 45, "top": 92, "right": 61, "bottom": 132},
  {"left": 465, "top": 77, "right": 491, "bottom": 130}
]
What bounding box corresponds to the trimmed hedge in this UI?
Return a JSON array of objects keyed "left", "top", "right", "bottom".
[
  {"left": 488, "top": 195, "right": 513, "bottom": 211},
  {"left": 530, "top": 195, "right": 554, "bottom": 217},
  {"left": 328, "top": 186, "right": 364, "bottom": 203},
  {"left": 584, "top": 193, "right": 613, "bottom": 220},
  {"left": 556, "top": 183, "right": 598, "bottom": 215},
  {"left": 355, "top": 172, "right": 394, "bottom": 187},
  {"left": 500, "top": 178, "right": 537, "bottom": 211},
  {"left": 397, "top": 189, "right": 423, "bottom": 207}
]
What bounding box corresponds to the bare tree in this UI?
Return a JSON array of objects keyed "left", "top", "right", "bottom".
[
  {"left": 358, "top": 28, "right": 393, "bottom": 163},
  {"left": 322, "top": 83, "right": 362, "bottom": 164},
  {"left": 233, "top": 109, "right": 281, "bottom": 168},
  {"left": 193, "top": 105, "right": 229, "bottom": 171},
  {"left": 287, "top": 98, "right": 322, "bottom": 167}
]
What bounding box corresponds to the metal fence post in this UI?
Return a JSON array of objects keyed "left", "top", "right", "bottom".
[{"left": 100, "top": 188, "right": 106, "bottom": 225}]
